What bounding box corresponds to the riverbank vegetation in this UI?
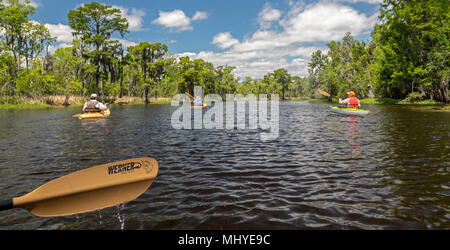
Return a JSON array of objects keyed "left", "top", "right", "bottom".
[
  {"left": 0, "top": 0, "right": 448, "bottom": 108},
  {"left": 360, "top": 98, "right": 443, "bottom": 105}
]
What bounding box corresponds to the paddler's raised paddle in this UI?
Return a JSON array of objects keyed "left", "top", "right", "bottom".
[
  {"left": 317, "top": 89, "right": 331, "bottom": 97},
  {"left": 0, "top": 157, "right": 158, "bottom": 217},
  {"left": 185, "top": 92, "right": 195, "bottom": 100}
]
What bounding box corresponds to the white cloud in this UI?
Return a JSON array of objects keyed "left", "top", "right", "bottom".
[
  {"left": 192, "top": 11, "right": 209, "bottom": 21},
  {"left": 334, "top": 0, "right": 382, "bottom": 4},
  {"left": 211, "top": 32, "right": 240, "bottom": 49},
  {"left": 116, "top": 38, "right": 137, "bottom": 48},
  {"left": 180, "top": 1, "right": 378, "bottom": 78},
  {"left": 43, "top": 23, "right": 73, "bottom": 53},
  {"left": 152, "top": 9, "right": 192, "bottom": 32},
  {"left": 258, "top": 3, "right": 282, "bottom": 29},
  {"left": 47, "top": 42, "right": 71, "bottom": 54},
  {"left": 278, "top": 2, "right": 378, "bottom": 43},
  {"left": 4, "top": 0, "right": 40, "bottom": 7},
  {"left": 29, "top": 0, "right": 40, "bottom": 7},
  {"left": 44, "top": 23, "right": 138, "bottom": 53},
  {"left": 152, "top": 9, "right": 209, "bottom": 32},
  {"left": 45, "top": 23, "right": 74, "bottom": 44},
  {"left": 24, "top": 0, "right": 40, "bottom": 7},
  {"left": 112, "top": 5, "right": 146, "bottom": 32}
]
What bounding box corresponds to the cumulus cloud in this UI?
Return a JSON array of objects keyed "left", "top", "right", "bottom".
[
  {"left": 334, "top": 0, "right": 382, "bottom": 4},
  {"left": 152, "top": 10, "right": 192, "bottom": 31},
  {"left": 279, "top": 2, "right": 378, "bottom": 42},
  {"left": 44, "top": 23, "right": 137, "bottom": 53},
  {"left": 192, "top": 11, "right": 209, "bottom": 21},
  {"left": 179, "top": 1, "right": 378, "bottom": 78},
  {"left": 45, "top": 23, "right": 74, "bottom": 44},
  {"left": 211, "top": 32, "right": 240, "bottom": 49},
  {"left": 20, "top": 0, "right": 40, "bottom": 7},
  {"left": 112, "top": 5, "right": 146, "bottom": 32},
  {"left": 116, "top": 38, "right": 138, "bottom": 48},
  {"left": 3, "top": 0, "right": 40, "bottom": 7},
  {"left": 152, "top": 9, "right": 209, "bottom": 32},
  {"left": 29, "top": 0, "right": 40, "bottom": 7},
  {"left": 258, "top": 3, "right": 282, "bottom": 29}
]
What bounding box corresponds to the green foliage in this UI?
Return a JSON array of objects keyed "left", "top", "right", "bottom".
[
  {"left": 16, "top": 68, "right": 57, "bottom": 96},
  {"left": 0, "top": 103, "right": 52, "bottom": 109},
  {"left": 404, "top": 92, "right": 425, "bottom": 102},
  {"left": 374, "top": 0, "right": 449, "bottom": 102},
  {"left": 67, "top": 2, "right": 129, "bottom": 100},
  {"left": 0, "top": 95, "right": 19, "bottom": 104},
  {"left": 307, "top": 32, "right": 377, "bottom": 101},
  {"left": 0, "top": 0, "right": 447, "bottom": 106},
  {"left": 360, "top": 98, "right": 400, "bottom": 104}
]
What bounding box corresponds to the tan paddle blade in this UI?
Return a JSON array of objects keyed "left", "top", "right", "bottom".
[
  {"left": 318, "top": 89, "right": 331, "bottom": 97},
  {"left": 185, "top": 92, "right": 195, "bottom": 100},
  {"left": 12, "top": 157, "right": 158, "bottom": 217}
]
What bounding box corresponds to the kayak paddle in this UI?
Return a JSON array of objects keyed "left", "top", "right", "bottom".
[
  {"left": 0, "top": 157, "right": 158, "bottom": 217},
  {"left": 317, "top": 89, "right": 331, "bottom": 97},
  {"left": 185, "top": 92, "right": 195, "bottom": 100}
]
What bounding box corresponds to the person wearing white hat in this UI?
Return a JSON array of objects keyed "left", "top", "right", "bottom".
[
  {"left": 193, "top": 96, "right": 203, "bottom": 106},
  {"left": 82, "top": 94, "right": 108, "bottom": 113}
]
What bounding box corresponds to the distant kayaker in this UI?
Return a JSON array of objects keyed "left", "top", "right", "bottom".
[
  {"left": 193, "top": 96, "right": 204, "bottom": 107},
  {"left": 339, "top": 91, "right": 361, "bottom": 108},
  {"left": 82, "top": 94, "right": 108, "bottom": 113}
]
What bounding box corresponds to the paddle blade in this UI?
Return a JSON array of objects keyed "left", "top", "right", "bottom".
[
  {"left": 13, "top": 157, "right": 158, "bottom": 217},
  {"left": 318, "top": 89, "right": 331, "bottom": 97}
]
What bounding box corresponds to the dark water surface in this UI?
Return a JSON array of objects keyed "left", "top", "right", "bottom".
[{"left": 0, "top": 102, "right": 448, "bottom": 229}]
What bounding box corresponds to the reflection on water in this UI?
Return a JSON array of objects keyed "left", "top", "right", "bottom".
[
  {"left": 347, "top": 116, "right": 361, "bottom": 160},
  {"left": 0, "top": 103, "right": 448, "bottom": 229},
  {"left": 345, "top": 116, "right": 364, "bottom": 184}
]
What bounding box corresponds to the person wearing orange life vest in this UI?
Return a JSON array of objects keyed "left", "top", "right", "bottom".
[{"left": 339, "top": 91, "right": 361, "bottom": 108}]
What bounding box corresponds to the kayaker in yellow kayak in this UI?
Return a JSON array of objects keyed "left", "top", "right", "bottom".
[
  {"left": 339, "top": 91, "right": 361, "bottom": 109},
  {"left": 82, "top": 94, "right": 108, "bottom": 113},
  {"left": 193, "top": 96, "right": 204, "bottom": 107}
]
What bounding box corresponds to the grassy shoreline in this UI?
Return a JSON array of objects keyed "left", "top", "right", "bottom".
[
  {"left": 1, "top": 95, "right": 447, "bottom": 110},
  {"left": 360, "top": 98, "right": 444, "bottom": 105},
  {"left": 0, "top": 103, "right": 54, "bottom": 109},
  {"left": 288, "top": 97, "right": 321, "bottom": 102},
  {"left": 0, "top": 95, "right": 172, "bottom": 109},
  {"left": 289, "top": 97, "right": 446, "bottom": 105}
]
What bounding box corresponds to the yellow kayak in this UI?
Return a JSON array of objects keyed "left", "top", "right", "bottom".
[
  {"left": 191, "top": 104, "right": 208, "bottom": 109},
  {"left": 330, "top": 106, "right": 369, "bottom": 116},
  {"left": 74, "top": 109, "right": 110, "bottom": 120}
]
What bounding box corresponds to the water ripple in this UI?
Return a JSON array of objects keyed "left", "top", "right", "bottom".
[{"left": 0, "top": 103, "right": 448, "bottom": 229}]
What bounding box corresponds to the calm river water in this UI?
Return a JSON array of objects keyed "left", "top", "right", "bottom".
[{"left": 0, "top": 102, "right": 448, "bottom": 229}]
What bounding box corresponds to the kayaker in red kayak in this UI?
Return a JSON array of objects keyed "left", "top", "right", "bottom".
[
  {"left": 339, "top": 91, "right": 361, "bottom": 109},
  {"left": 82, "top": 94, "right": 108, "bottom": 113}
]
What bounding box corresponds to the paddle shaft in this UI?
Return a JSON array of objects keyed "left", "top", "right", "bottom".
[
  {"left": 0, "top": 199, "right": 13, "bottom": 211},
  {"left": 185, "top": 92, "right": 195, "bottom": 100}
]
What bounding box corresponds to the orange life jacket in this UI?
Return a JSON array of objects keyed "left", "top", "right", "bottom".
[{"left": 348, "top": 97, "right": 359, "bottom": 108}]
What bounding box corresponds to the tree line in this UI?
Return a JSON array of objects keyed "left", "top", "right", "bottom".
[{"left": 0, "top": 0, "right": 448, "bottom": 104}]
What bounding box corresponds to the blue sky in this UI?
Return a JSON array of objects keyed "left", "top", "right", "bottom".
[{"left": 28, "top": 0, "right": 382, "bottom": 78}]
